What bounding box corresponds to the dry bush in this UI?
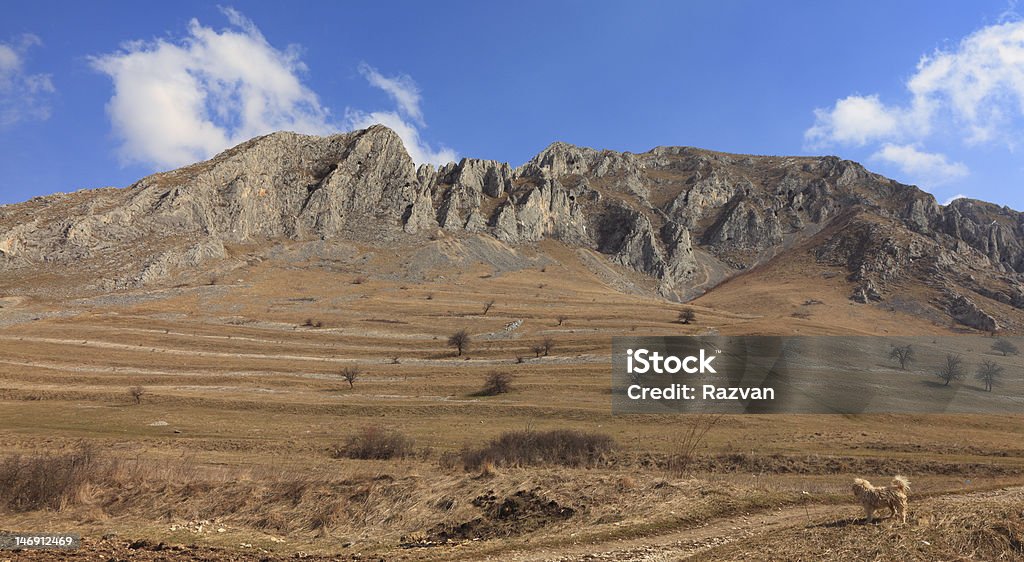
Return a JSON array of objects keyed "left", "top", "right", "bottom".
[
  {"left": 331, "top": 426, "right": 414, "bottom": 460},
  {"left": 461, "top": 429, "right": 615, "bottom": 469},
  {"left": 665, "top": 414, "right": 721, "bottom": 475},
  {"left": 0, "top": 445, "right": 112, "bottom": 512},
  {"left": 129, "top": 385, "right": 145, "bottom": 405},
  {"left": 474, "top": 371, "right": 512, "bottom": 396}
]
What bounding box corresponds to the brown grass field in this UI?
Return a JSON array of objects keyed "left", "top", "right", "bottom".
[{"left": 1, "top": 237, "right": 1022, "bottom": 560}]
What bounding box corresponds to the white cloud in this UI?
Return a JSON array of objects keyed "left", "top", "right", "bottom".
[
  {"left": 809, "top": 21, "right": 1024, "bottom": 150},
  {"left": 944, "top": 193, "right": 968, "bottom": 205},
  {"left": 358, "top": 63, "right": 424, "bottom": 126},
  {"left": 91, "top": 8, "right": 454, "bottom": 169},
  {"left": 871, "top": 143, "right": 968, "bottom": 185},
  {"left": 805, "top": 19, "right": 1024, "bottom": 186},
  {"left": 0, "top": 34, "right": 55, "bottom": 128},
  {"left": 90, "top": 9, "right": 332, "bottom": 168},
  {"left": 348, "top": 63, "right": 455, "bottom": 166},
  {"left": 805, "top": 95, "right": 903, "bottom": 147}
]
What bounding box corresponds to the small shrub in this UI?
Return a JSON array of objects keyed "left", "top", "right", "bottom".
[
  {"left": 678, "top": 308, "right": 696, "bottom": 324},
  {"left": 352, "top": 276, "right": 367, "bottom": 285},
  {"left": 476, "top": 371, "right": 512, "bottom": 396},
  {"left": 461, "top": 429, "right": 615, "bottom": 469},
  {"left": 332, "top": 426, "right": 414, "bottom": 460},
  {"left": 129, "top": 386, "right": 145, "bottom": 405}
]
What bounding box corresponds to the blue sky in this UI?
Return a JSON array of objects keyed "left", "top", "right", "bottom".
[{"left": 1, "top": 1, "right": 1022, "bottom": 209}]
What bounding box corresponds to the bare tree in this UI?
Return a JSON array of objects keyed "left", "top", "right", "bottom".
[
  {"left": 992, "top": 339, "right": 1019, "bottom": 357},
  {"left": 936, "top": 353, "right": 966, "bottom": 386},
  {"left": 556, "top": 315, "right": 568, "bottom": 326},
  {"left": 678, "top": 308, "right": 696, "bottom": 324},
  {"left": 482, "top": 300, "right": 496, "bottom": 315},
  {"left": 975, "top": 360, "right": 1003, "bottom": 392},
  {"left": 341, "top": 366, "right": 360, "bottom": 388},
  {"left": 448, "top": 329, "right": 471, "bottom": 356},
  {"left": 888, "top": 344, "right": 915, "bottom": 370},
  {"left": 541, "top": 337, "right": 554, "bottom": 356},
  {"left": 531, "top": 344, "right": 545, "bottom": 358},
  {"left": 129, "top": 386, "right": 145, "bottom": 405}
]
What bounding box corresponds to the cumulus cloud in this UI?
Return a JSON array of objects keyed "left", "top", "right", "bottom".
[
  {"left": 944, "top": 193, "right": 968, "bottom": 205},
  {"left": 871, "top": 143, "right": 968, "bottom": 185},
  {"left": 0, "top": 34, "right": 56, "bottom": 128},
  {"left": 805, "top": 95, "right": 904, "bottom": 146},
  {"left": 91, "top": 8, "right": 454, "bottom": 169},
  {"left": 805, "top": 20, "right": 1024, "bottom": 185}
]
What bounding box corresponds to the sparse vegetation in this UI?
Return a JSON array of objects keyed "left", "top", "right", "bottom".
[
  {"left": 888, "top": 344, "right": 915, "bottom": 370},
  {"left": 531, "top": 344, "right": 545, "bottom": 358},
  {"left": 976, "top": 360, "right": 1003, "bottom": 392},
  {"left": 936, "top": 353, "right": 966, "bottom": 386},
  {"left": 303, "top": 318, "right": 323, "bottom": 328},
  {"left": 352, "top": 275, "right": 367, "bottom": 285},
  {"left": 541, "top": 337, "right": 554, "bottom": 356},
  {"left": 556, "top": 315, "right": 568, "bottom": 326},
  {"left": 0, "top": 445, "right": 108, "bottom": 512},
  {"left": 992, "top": 338, "right": 1019, "bottom": 357},
  {"left": 461, "top": 429, "right": 615, "bottom": 469},
  {"left": 331, "top": 426, "right": 413, "bottom": 460},
  {"left": 341, "top": 366, "right": 360, "bottom": 388},
  {"left": 129, "top": 386, "right": 145, "bottom": 405},
  {"left": 665, "top": 414, "right": 722, "bottom": 475},
  {"left": 448, "top": 328, "right": 471, "bottom": 356},
  {"left": 482, "top": 300, "right": 495, "bottom": 315},
  {"left": 476, "top": 371, "right": 512, "bottom": 396},
  {"left": 678, "top": 308, "right": 696, "bottom": 324}
]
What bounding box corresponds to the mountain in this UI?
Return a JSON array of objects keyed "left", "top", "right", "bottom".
[{"left": 2, "top": 124, "right": 1024, "bottom": 331}]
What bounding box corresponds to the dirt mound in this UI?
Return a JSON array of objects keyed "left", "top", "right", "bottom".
[{"left": 421, "top": 489, "right": 576, "bottom": 544}]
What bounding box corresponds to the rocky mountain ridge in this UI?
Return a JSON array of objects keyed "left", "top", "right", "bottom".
[{"left": 2, "top": 125, "right": 1023, "bottom": 330}]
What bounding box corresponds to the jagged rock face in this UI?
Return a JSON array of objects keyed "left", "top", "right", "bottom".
[
  {"left": 4, "top": 125, "right": 1024, "bottom": 330},
  {"left": 945, "top": 291, "right": 999, "bottom": 331}
]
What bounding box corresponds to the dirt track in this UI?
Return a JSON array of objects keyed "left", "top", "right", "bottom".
[{"left": 10, "top": 487, "right": 1019, "bottom": 561}]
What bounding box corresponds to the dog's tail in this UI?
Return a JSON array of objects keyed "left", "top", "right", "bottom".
[{"left": 891, "top": 475, "right": 910, "bottom": 493}]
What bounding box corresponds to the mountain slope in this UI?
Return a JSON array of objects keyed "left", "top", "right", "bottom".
[{"left": 2, "top": 125, "right": 1023, "bottom": 331}]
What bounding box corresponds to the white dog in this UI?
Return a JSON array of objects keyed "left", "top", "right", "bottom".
[{"left": 852, "top": 475, "right": 910, "bottom": 523}]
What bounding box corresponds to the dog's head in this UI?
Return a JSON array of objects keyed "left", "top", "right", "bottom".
[{"left": 852, "top": 478, "right": 872, "bottom": 497}]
